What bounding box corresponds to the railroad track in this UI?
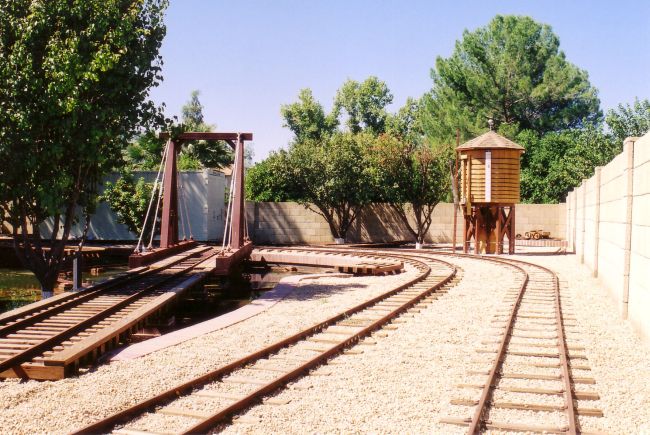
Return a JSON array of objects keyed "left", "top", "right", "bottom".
[
  {"left": 291, "top": 246, "right": 603, "bottom": 433},
  {"left": 436, "top": 255, "right": 602, "bottom": 434},
  {"left": 0, "top": 245, "right": 218, "bottom": 380},
  {"left": 73, "top": 250, "right": 460, "bottom": 434}
]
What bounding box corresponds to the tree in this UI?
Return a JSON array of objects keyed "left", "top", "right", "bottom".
[
  {"left": 335, "top": 77, "right": 393, "bottom": 135},
  {"left": 371, "top": 134, "right": 449, "bottom": 245},
  {"left": 518, "top": 125, "right": 619, "bottom": 203},
  {"left": 125, "top": 130, "right": 166, "bottom": 170},
  {"left": 281, "top": 89, "right": 339, "bottom": 142},
  {"left": 182, "top": 90, "right": 205, "bottom": 128},
  {"left": 125, "top": 90, "right": 233, "bottom": 171},
  {"left": 372, "top": 100, "right": 450, "bottom": 245},
  {"left": 0, "top": 0, "right": 167, "bottom": 297},
  {"left": 246, "top": 150, "right": 303, "bottom": 202},
  {"left": 605, "top": 98, "right": 650, "bottom": 144},
  {"left": 179, "top": 90, "right": 233, "bottom": 169},
  {"left": 288, "top": 133, "right": 377, "bottom": 241},
  {"left": 423, "top": 15, "right": 601, "bottom": 143}
]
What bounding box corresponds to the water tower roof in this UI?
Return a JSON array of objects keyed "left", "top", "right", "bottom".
[{"left": 456, "top": 130, "right": 525, "bottom": 152}]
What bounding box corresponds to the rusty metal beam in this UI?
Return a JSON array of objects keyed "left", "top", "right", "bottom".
[
  {"left": 158, "top": 132, "right": 253, "bottom": 142},
  {"left": 230, "top": 135, "right": 246, "bottom": 249},
  {"left": 160, "top": 140, "right": 179, "bottom": 249}
]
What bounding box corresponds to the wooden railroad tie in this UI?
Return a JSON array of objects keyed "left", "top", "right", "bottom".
[{"left": 449, "top": 399, "right": 603, "bottom": 416}]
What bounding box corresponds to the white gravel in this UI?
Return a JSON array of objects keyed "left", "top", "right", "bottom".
[
  {"left": 510, "top": 250, "right": 650, "bottom": 434},
  {"left": 219, "top": 255, "right": 517, "bottom": 434},
  {"left": 0, "top": 263, "right": 419, "bottom": 434},
  {"left": 2, "top": 248, "right": 648, "bottom": 434}
]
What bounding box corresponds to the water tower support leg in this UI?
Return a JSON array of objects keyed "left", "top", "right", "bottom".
[
  {"left": 508, "top": 206, "right": 516, "bottom": 254},
  {"left": 496, "top": 206, "right": 503, "bottom": 255},
  {"left": 463, "top": 214, "right": 469, "bottom": 254},
  {"left": 474, "top": 208, "right": 481, "bottom": 255}
]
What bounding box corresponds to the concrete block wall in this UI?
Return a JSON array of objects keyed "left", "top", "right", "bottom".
[
  {"left": 515, "top": 204, "right": 565, "bottom": 240},
  {"left": 629, "top": 133, "right": 650, "bottom": 341},
  {"left": 566, "top": 132, "right": 650, "bottom": 342},
  {"left": 348, "top": 203, "right": 465, "bottom": 244},
  {"left": 583, "top": 174, "right": 600, "bottom": 272},
  {"left": 596, "top": 151, "right": 629, "bottom": 309},
  {"left": 248, "top": 201, "right": 564, "bottom": 245},
  {"left": 574, "top": 181, "right": 586, "bottom": 264},
  {"left": 246, "top": 202, "right": 333, "bottom": 244}
]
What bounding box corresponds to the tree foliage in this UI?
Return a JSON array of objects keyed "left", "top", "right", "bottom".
[
  {"left": 280, "top": 89, "right": 339, "bottom": 142},
  {"left": 517, "top": 98, "right": 649, "bottom": 203},
  {"left": 518, "top": 126, "right": 620, "bottom": 203},
  {"left": 335, "top": 77, "right": 393, "bottom": 135},
  {"left": 288, "top": 133, "right": 377, "bottom": 239},
  {"left": 179, "top": 90, "right": 233, "bottom": 169},
  {"left": 605, "top": 98, "right": 650, "bottom": 144},
  {"left": 370, "top": 133, "right": 449, "bottom": 244},
  {"left": 125, "top": 90, "right": 233, "bottom": 171},
  {"left": 0, "top": 0, "right": 167, "bottom": 295},
  {"left": 250, "top": 81, "right": 451, "bottom": 243},
  {"left": 423, "top": 15, "right": 601, "bottom": 144},
  {"left": 245, "top": 150, "right": 302, "bottom": 202},
  {"left": 100, "top": 171, "right": 154, "bottom": 239}
]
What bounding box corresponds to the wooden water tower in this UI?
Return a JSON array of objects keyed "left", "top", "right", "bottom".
[{"left": 457, "top": 129, "right": 525, "bottom": 254}]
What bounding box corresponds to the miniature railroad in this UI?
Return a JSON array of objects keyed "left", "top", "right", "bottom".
[
  {"left": 436, "top": 255, "right": 602, "bottom": 434},
  {"left": 0, "top": 245, "right": 219, "bottom": 380},
  {"left": 280, "top": 246, "right": 603, "bottom": 433},
  {"left": 73, "top": 250, "right": 459, "bottom": 434},
  {"left": 250, "top": 247, "right": 404, "bottom": 275}
]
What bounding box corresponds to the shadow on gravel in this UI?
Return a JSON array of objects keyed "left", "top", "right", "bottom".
[{"left": 281, "top": 281, "right": 369, "bottom": 302}]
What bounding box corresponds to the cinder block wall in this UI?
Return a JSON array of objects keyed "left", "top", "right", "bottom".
[
  {"left": 247, "top": 201, "right": 564, "bottom": 245},
  {"left": 514, "top": 204, "right": 565, "bottom": 239},
  {"left": 566, "top": 132, "right": 650, "bottom": 342},
  {"left": 629, "top": 134, "right": 650, "bottom": 341}
]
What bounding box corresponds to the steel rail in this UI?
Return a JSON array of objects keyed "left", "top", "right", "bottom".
[
  {"left": 0, "top": 246, "right": 209, "bottom": 333},
  {"left": 425, "top": 250, "right": 579, "bottom": 434},
  {"left": 186, "top": 259, "right": 455, "bottom": 434},
  {"left": 552, "top": 267, "right": 578, "bottom": 435},
  {"left": 73, "top": 252, "right": 455, "bottom": 434},
  {"left": 0, "top": 248, "right": 216, "bottom": 375},
  {"left": 467, "top": 259, "right": 528, "bottom": 434}
]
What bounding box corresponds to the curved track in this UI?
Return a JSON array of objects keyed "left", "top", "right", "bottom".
[
  {"left": 0, "top": 246, "right": 218, "bottom": 379},
  {"left": 73, "top": 249, "right": 459, "bottom": 434},
  {"left": 431, "top": 252, "right": 602, "bottom": 434},
  {"left": 66, "top": 246, "right": 602, "bottom": 434},
  {"left": 259, "top": 247, "right": 603, "bottom": 434}
]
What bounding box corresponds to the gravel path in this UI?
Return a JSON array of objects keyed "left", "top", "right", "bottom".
[
  {"left": 0, "top": 265, "right": 419, "bottom": 434},
  {"left": 2, "top": 249, "right": 648, "bottom": 434}
]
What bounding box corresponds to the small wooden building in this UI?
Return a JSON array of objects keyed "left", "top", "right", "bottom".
[{"left": 457, "top": 130, "right": 525, "bottom": 254}]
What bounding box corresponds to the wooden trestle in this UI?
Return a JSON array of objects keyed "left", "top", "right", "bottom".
[{"left": 463, "top": 204, "right": 516, "bottom": 255}]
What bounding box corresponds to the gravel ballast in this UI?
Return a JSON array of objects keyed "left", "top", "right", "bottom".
[
  {"left": 1, "top": 249, "right": 649, "bottom": 434},
  {"left": 0, "top": 266, "right": 419, "bottom": 434}
]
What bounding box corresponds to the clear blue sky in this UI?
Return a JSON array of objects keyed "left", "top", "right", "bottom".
[{"left": 150, "top": 0, "right": 650, "bottom": 162}]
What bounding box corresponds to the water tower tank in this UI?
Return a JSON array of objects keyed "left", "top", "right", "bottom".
[{"left": 457, "top": 130, "right": 525, "bottom": 254}]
